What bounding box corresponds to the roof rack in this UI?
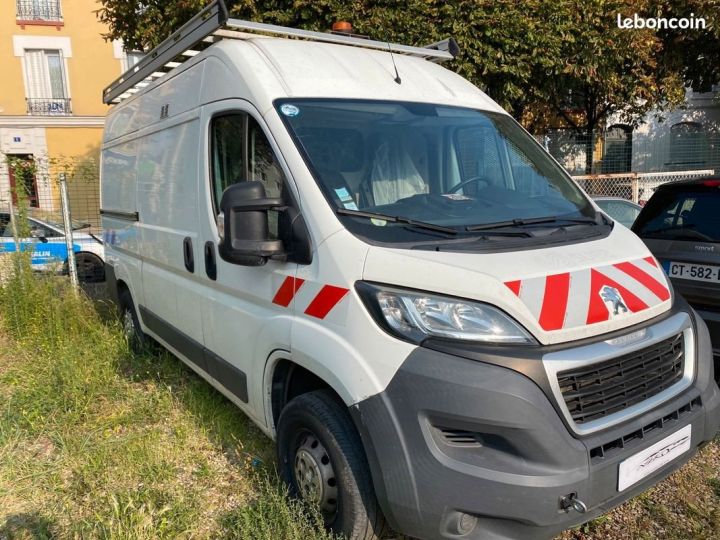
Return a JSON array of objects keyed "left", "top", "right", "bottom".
[{"left": 102, "top": 0, "right": 458, "bottom": 105}]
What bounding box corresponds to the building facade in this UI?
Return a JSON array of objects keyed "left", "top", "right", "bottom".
[
  {"left": 620, "top": 89, "right": 720, "bottom": 174},
  {"left": 0, "top": 0, "right": 137, "bottom": 221},
  {"left": 543, "top": 88, "right": 720, "bottom": 177}
]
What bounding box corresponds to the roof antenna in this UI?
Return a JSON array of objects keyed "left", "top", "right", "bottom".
[{"left": 384, "top": 37, "right": 401, "bottom": 84}]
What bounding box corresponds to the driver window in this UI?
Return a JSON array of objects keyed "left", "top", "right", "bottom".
[
  {"left": 248, "top": 116, "right": 284, "bottom": 199},
  {"left": 211, "top": 114, "right": 245, "bottom": 213},
  {"left": 210, "top": 112, "right": 287, "bottom": 237}
]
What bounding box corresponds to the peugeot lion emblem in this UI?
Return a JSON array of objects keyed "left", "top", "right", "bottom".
[{"left": 599, "top": 285, "right": 629, "bottom": 318}]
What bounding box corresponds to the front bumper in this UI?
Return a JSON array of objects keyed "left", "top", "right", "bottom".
[{"left": 352, "top": 309, "right": 720, "bottom": 540}]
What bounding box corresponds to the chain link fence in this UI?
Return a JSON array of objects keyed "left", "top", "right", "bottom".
[
  {"left": 540, "top": 128, "right": 720, "bottom": 176},
  {"left": 538, "top": 127, "right": 718, "bottom": 203},
  {"left": 0, "top": 154, "right": 103, "bottom": 289},
  {"left": 571, "top": 169, "right": 716, "bottom": 203}
]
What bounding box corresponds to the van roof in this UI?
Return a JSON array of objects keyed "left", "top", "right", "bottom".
[
  {"left": 102, "top": 1, "right": 506, "bottom": 142},
  {"left": 214, "top": 37, "right": 504, "bottom": 112},
  {"left": 103, "top": 37, "right": 504, "bottom": 142}
]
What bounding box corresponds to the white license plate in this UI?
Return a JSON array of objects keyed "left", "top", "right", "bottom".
[
  {"left": 667, "top": 261, "right": 720, "bottom": 283},
  {"left": 618, "top": 424, "right": 691, "bottom": 492}
]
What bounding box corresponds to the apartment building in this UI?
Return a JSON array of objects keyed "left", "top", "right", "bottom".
[{"left": 0, "top": 0, "right": 139, "bottom": 215}]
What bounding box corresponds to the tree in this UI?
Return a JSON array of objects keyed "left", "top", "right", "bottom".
[
  {"left": 533, "top": 0, "right": 690, "bottom": 173},
  {"left": 96, "top": 0, "right": 572, "bottom": 116},
  {"left": 97, "top": 0, "right": 720, "bottom": 174},
  {"left": 657, "top": 0, "right": 720, "bottom": 93}
]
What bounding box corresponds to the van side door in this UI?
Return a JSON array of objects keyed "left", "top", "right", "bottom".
[{"left": 198, "top": 101, "right": 297, "bottom": 423}]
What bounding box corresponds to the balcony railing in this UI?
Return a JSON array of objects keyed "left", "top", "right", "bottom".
[
  {"left": 16, "top": 1, "right": 63, "bottom": 22},
  {"left": 26, "top": 98, "right": 72, "bottom": 116}
]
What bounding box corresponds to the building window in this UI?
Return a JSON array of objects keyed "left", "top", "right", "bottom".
[
  {"left": 121, "top": 50, "right": 145, "bottom": 73},
  {"left": 7, "top": 155, "right": 40, "bottom": 208},
  {"left": 602, "top": 124, "right": 633, "bottom": 173},
  {"left": 23, "top": 49, "right": 71, "bottom": 115},
  {"left": 16, "top": 1, "right": 63, "bottom": 23},
  {"left": 669, "top": 122, "right": 708, "bottom": 169}
]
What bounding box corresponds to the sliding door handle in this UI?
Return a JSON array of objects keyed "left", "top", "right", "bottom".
[{"left": 183, "top": 237, "right": 194, "bottom": 273}]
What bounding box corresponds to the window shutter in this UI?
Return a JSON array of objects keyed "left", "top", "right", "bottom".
[{"left": 24, "top": 49, "right": 51, "bottom": 98}]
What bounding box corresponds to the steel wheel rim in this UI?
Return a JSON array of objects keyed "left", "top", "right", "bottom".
[
  {"left": 122, "top": 308, "right": 136, "bottom": 341},
  {"left": 293, "top": 431, "right": 338, "bottom": 518}
]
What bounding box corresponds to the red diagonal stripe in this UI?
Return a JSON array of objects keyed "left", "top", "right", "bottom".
[
  {"left": 304, "top": 285, "right": 349, "bottom": 319},
  {"left": 614, "top": 261, "right": 670, "bottom": 302},
  {"left": 644, "top": 256, "right": 657, "bottom": 267},
  {"left": 505, "top": 280, "right": 521, "bottom": 296},
  {"left": 538, "top": 273, "right": 570, "bottom": 331},
  {"left": 587, "top": 269, "right": 649, "bottom": 324},
  {"left": 272, "top": 276, "right": 305, "bottom": 307}
]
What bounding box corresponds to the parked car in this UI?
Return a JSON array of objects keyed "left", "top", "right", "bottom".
[
  {"left": 633, "top": 178, "right": 720, "bottom": 378},
  {"left": 0, "top": 209, "right": 105, "bottom": 282},
  {"left": 100, "top": 3, "right": 720, "bottom": 539},
  {"left": 593, "top": 196, "right": 642, "bottom": 228}
]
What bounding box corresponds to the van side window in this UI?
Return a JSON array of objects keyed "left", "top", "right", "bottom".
[
  {"left": 211, "top": 114, "right": 246, "bottom": 211},
  {"left": 210, "top": 113, "right": 286, "bottom": 213},
  {"left": 248, "top": 116, "right": 284, "bottom": 199}
]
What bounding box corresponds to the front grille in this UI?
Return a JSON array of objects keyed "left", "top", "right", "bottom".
[
  {"left": 589, "top": 397, "right": 701, "bottom": 463},
  {"left": 558, "top": 333, "right": 685, "bottom": 425}
]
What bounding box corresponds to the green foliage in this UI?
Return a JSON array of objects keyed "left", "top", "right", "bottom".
[
  {"left": 96, "top": 0, "right": 720, "bottom": 142},
  {"left": 658, "top": 0, "right": 720, "bottom": 94},
  {"left": 221, "top": 475, "right": 336, "bottom": 540}
]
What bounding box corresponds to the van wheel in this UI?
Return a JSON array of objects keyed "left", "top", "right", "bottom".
[
  {"left": 277, "top": 390, "right": 386, "bottom": 540},
  {"left": 118, "top": 288, "right": 147, "bottom": 353}
]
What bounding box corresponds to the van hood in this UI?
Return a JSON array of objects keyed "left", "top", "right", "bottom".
[{"left": 362, "top": 226, "right": 672, "bottom": 345}]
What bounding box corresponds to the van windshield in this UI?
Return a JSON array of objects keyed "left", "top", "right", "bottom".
[{"left": 277, "top": 99, "right": 598, "bottom": 244}]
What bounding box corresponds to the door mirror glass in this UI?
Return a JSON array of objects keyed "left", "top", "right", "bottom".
[{"left": 218, "top": 181, "right": 285, "bottom": 266}]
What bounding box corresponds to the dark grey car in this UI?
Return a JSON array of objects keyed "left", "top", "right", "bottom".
[{"left": 633, "top": 178, "right": 720, "bottom": 379}]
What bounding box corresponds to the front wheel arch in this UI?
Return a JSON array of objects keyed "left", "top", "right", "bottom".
[{"left": 276, "top": 389, "right": 387, "bottom": 539}]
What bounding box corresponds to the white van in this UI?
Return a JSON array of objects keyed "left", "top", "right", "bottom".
[{"left": 100, "top": 2, "right": 720, "bottom": 539}]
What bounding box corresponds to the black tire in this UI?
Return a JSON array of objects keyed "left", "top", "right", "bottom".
[
  {"left": 118, "top": 287, "right": 148, "bottom": 353},
  {"left": 75, "top": 252, "right": 105, "bottom": 283},
  {"left": 277, "top": 389, "right": 386, "bottom": 540}
]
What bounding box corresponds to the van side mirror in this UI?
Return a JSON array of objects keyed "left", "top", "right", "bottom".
[{"left": 218, "top": 181, "right": 285, "bottom": 266}]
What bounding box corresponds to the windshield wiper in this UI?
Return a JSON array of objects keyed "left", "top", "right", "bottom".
[
  {"left": 336, "top": 208, "right": 457, "bottom": 235},
  {"left": 465, "top": 216, "right": 597, "bottom": 232}
]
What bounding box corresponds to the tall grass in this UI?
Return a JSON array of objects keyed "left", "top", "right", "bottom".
[{"left": 0, "top": 255, "right": 333, "bottom": 539}]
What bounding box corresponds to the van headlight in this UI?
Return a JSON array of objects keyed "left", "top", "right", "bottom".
[{"left": 356, "top": 282, "right": 536, "bottom": 345}]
